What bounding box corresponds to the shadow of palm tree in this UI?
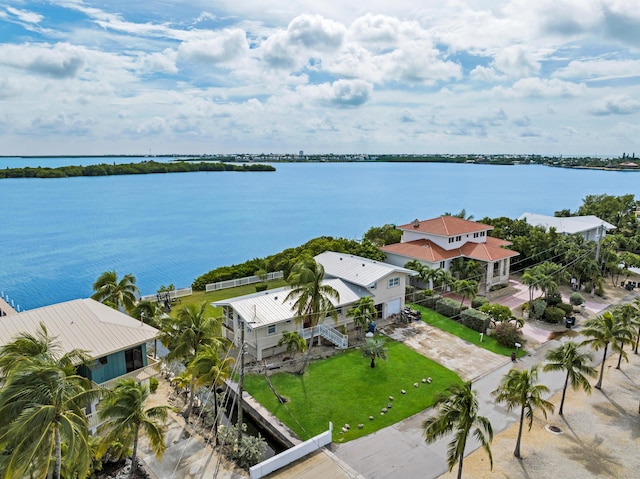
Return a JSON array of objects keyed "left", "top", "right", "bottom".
[{"left": 560, "top": 434, "right": 621, "bottom": 477}]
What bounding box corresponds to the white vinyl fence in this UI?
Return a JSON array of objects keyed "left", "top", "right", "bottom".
[
  {"left": 205, "top": 271, "right": 284, "bottom": 292},
  {"left": 249, "top": 423, "right": 333, "bottom": 479}
]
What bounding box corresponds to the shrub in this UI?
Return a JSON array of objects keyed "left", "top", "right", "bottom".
[
  {"left": 423, "top": 289, "right": 434, "bottom": 296},
  {"left": 556, "top": 302, "right": 574, "bottom": 316},
  {"left": 149, "top": 377, "right": 159, "bottom": 393},
  {"left": 547, "top": 291, "right": 562, "bottom": 306},
  {"left": 255, "top": 283, "right": 268, "bottom": 292},
  {"left": 435, "top": 298, "right": 462, "bottom": 318},
  {"left": 412, "top": 289, "right": 427, "bottom": 305},
  {"left": 460, "top": 309, "right": 490, "bottom": 333},
  {"left": 570, "top": 292, "right": 585, "bottom": 306},
  {"left": 489, "top": 283, "right": 508, "bottom": 292},
  {"left": 543, "top": 306, "right": 564, "bottom": 324},
  {"left": 531, "top": 299, "right": 547, "bottom": 320},
  {"left": 424, "top": 294, "right": 442, "bottom": 309},
  {"left": 521, "top": 302, "right": 529, "bottom": 311},
  {"left": 493, "top": 322, "right": 525, "bottom": 348},
  {"left": 218, "top": 424, "right": 267, "bottom": 470},
  {"left": 471, "top": 296, "right": 489, "bottom": 309}
]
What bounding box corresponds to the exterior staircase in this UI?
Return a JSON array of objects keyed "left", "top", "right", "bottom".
[{"left": 301, "top": 324, "right": 348, "bottom": 349}]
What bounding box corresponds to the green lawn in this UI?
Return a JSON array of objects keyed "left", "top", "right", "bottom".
[
  {"left": 165, "top": 279, "right": 289, "bottom": 319},
  {"left": 410, "top": 304, "right": 526, "bottom": 358},
  {"left": 243, "top": 339, "right": 463, "bottom": 443}
]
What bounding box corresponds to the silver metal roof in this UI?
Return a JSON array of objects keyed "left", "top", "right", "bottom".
[
  {"left": 518, "top": 212, "right": 616, "bottom": 235},
  {"left": 315, "top": 251, "right": 416, "bottom": 288},
  {"left": 0, "top": 298, "right": 159, "bottom": 359},
  {"left": 212, "top": 278, "right": 369, "bottom": 328}
]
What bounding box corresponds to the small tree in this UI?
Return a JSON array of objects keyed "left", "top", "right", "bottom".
[
  {"left": 493, "top": 323, "right": 525, "bottom": 349},
  {"left": 277, "top": 331, "right": 308, "bottom": 360},
  {"left": 347, "top": 296, "right": 378, "bottom": 339},
  {"left": 361, "top": 338, "right": 388, "bottom": 368},
  {"left": 569, "top": 292, "right": 585, "bottom": 306}
]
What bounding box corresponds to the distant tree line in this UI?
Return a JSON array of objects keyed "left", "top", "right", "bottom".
[{"left": 0, "top": 160, "right": 275, "bottom": 178}]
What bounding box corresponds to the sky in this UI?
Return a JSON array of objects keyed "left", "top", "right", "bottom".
[{"left": 1, "top": 1, "right": 639, "bottom": 156}]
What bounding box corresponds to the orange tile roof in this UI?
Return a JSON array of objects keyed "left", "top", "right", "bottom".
[
  {"left": 381, "top": 236, "right": 519, "bottom": 263},
  {"left": 397, "top": 216, "right": 493, "bottom": 237}
]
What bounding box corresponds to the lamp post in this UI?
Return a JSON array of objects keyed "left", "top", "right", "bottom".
[{"left": 515, "top": 342, "right": 521, "bottom": 357}]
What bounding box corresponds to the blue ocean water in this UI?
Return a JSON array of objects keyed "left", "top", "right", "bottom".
[{"left": 0, "top": 160, "right": 635, "bottom": 310}]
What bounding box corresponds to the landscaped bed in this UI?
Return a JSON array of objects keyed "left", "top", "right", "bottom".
[
  {"left": 243, "top": 339, "right": 463, "bottom": 443},
  {"left": 409, "top": 303, "right": 527, "bottom": 358}
]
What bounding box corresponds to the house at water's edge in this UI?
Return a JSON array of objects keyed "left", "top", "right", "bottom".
[
  {"left": 380, "top": 216, "right": 519, "bottom": 294},
  {"left": 213, "top": 251, "right": 416, "bottom": 361},
  {"left": 0, "top": 298, "right": 160, "bottom": 431}
]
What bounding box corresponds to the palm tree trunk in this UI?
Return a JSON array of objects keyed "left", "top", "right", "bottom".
[
  {"left": 298, "top": 324, "right": 315, "bottom": 375},
  {"left": 595, "top": 344, "right": 608, "bottom": 389},
  {"left": 54, "top": 426, "right": 62, "bottom": 479},
  {"left": 559, "top": 372, "right": 569, "bottom": 415},
  {"left": 457, "top": 453, "right": 464, "bottom": 479},
  {"left": 514, "top": 405, "right": 525, "bottom": 458},
  {"left": 635, "top": 328, "right": 639, "bottom": 354},
  {"left": 184, "top": 377, "right": 196, "bottom": 418},
  {"left": 616, "top": 340, "right": 624, "bottom": 369},
  {"left": 129, "top": 426, "right": 140, "bottom": 479},
  {"left": 370, "top": 357, "right": 375, "bottom": 368}
]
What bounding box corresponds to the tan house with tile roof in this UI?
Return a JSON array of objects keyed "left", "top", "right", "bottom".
[{"left": 380, "top": 216, "right": 519, "bottom": 294}]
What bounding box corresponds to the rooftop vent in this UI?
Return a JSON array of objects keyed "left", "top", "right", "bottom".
[{"left": 412, "top": 219, "right": 420, "bottom": 228}]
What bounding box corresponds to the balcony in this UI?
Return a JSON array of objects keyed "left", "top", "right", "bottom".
[{"left": 92, "top": 356, "right": 161, "bottom": 391}]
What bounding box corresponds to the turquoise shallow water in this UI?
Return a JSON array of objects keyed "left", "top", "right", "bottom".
[{"left": 0, "top": 160, "right": 635, "bottom": 310}]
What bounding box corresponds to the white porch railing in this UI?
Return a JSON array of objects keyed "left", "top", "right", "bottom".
[
  {"left": 300, "top": 324, "right": 348, "bottom": 349},
  {"left": 205, "top": 271, "right": 284, "bottom": 292},
  {"left": 92, "top": 356, "right": 161, "bottom": 391},
  {"left": 140, "top": 287, "right": 192, "bottom": 302}
]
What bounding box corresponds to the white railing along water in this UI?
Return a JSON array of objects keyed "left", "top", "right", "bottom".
[{"left": 205, "top": 271, "right": 284, "bottom": 292}]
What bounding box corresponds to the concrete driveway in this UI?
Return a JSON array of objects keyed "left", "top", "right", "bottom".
[{"left": 380, "top": 320, "right": 509, "bottom": 381}]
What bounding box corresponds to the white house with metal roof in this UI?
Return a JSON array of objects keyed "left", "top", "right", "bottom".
[
  {"left": 213, "top": 252, "right": 416, "bottom": 360},
  {"left": 518, "top": 212, "right": 615, "bottom": 242},
  {"left": 0, "top": 298, "right": 160, "bottom": 429}
]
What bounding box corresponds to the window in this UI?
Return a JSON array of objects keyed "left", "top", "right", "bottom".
[
  {"left": 124, "top": 346, "right": 144, "bottom": 373},
  {"left": 448, "top": 237, "right": 454, "bottom": 243},
  {"left": 388, "top": 277, "right": 400, "bottom": 288},
  {"left": 455, "top": 235, "right": 462, "bottom": 241},
  {"left": 268, "top": 325, "right": 276, "bottom": 335},
  {"left": 440, "top": 261, "right": 446, "bottom": 268}
]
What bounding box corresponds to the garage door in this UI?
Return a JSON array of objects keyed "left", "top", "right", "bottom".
[{"left": 386, "top": 298, "right": 402, "bottom": 316}]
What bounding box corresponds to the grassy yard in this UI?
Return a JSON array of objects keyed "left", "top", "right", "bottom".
[
  {"left": 243, "top": 339, "right": 463, "bottom": 443},
  {"left": 165, "top": 279, "right": 289, "bottom": 319},
  {"left": 410, "top": 304, "right": 526, "bottom": 358}
]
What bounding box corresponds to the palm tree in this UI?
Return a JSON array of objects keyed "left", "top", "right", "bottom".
[
  {"left": 91, "top": 270, "right": 140, "bottom": 313},
  {"left": 521, "top": 268, "right": 542, "bottom": 309},
  {"left": 611, "top": 303, "right": 639, "bottom": 369},
  {"left": 347, "top": 296, "right": 378, "bottom": 339},
  {"left": 277, "top": 330, "right": 308, "bottom": 359},
  {"left": 159, "top": 302, "right": 225, "bottom": 418},
  {"left": 404, "top": 260, "right": 426, "bottom": 288},
  {"left": 361, "top": 338, "right": 388, "bottom": 368},
  {"left": 0, "top": 360, "right": 97, "bottom": 479},
  {"left": 132, "top": 299, "right": 164, "bottom": 358},
  {"left": 285, "top": 257, "right": 340, "bottom": 374},
  {"left": 581, "top": 311, "right": 634, "bottom": 389},
  {"left": 98, "top": 379, "right": 170, "bottom": 479},
  {"left": 543, "top": 341, "right": 597, "bottom": 415},
  {"left": 453, "top": 279, "right": 478, "bottom": 308},
  {"left": 634, "top": 298, "right": 640, "bottom": 354},
  {"left": 189, "top": 346, "right": 235, "bottom": 444},
  {"left": 422, "top": 381, "right": 493, "bottom": 479},
  {"left": 492, "top": 365, "right": 554, "bottom": 458}
]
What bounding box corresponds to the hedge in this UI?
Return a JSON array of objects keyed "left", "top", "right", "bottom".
[
  {"left": 435, "top": 298, "right": 462, "bottom": 318},
  {"left": 471, "top": 297, "right": 489, "bottom": 309},
  {"left": 424, "top": 294, "right": 442, "bottom": 309},
  {"left": 460, "top": 309, "right": 490, "bottom": 333}
]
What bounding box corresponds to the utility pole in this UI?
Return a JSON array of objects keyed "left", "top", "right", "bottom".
[{"left": 237, "top": 321, "right": 245, "bottom": 446}]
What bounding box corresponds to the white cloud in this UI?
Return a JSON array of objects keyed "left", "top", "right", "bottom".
[
  {"left": 494, "top": 45, "right": 540, "bottom": 78},
  {"left": 496, "top": 78, "right": 587, "bottom": 98},
  {"left": 555, "top": 59, "right": 640, "bottom": 81},
  {"left": 178, "top": 29, "right": 248, "bottom": 64},
  {"left": 7, "top": 7, "right": 43, "bottom": 24},
  {"left": 589, "top": 94, "right": 640, "bottom": 115},
  {"left": 299, "top": 79, "right": 373, "bottom": 107},
  {"left": 0, "top": 43, "right": 86, "bottom": 78}
]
